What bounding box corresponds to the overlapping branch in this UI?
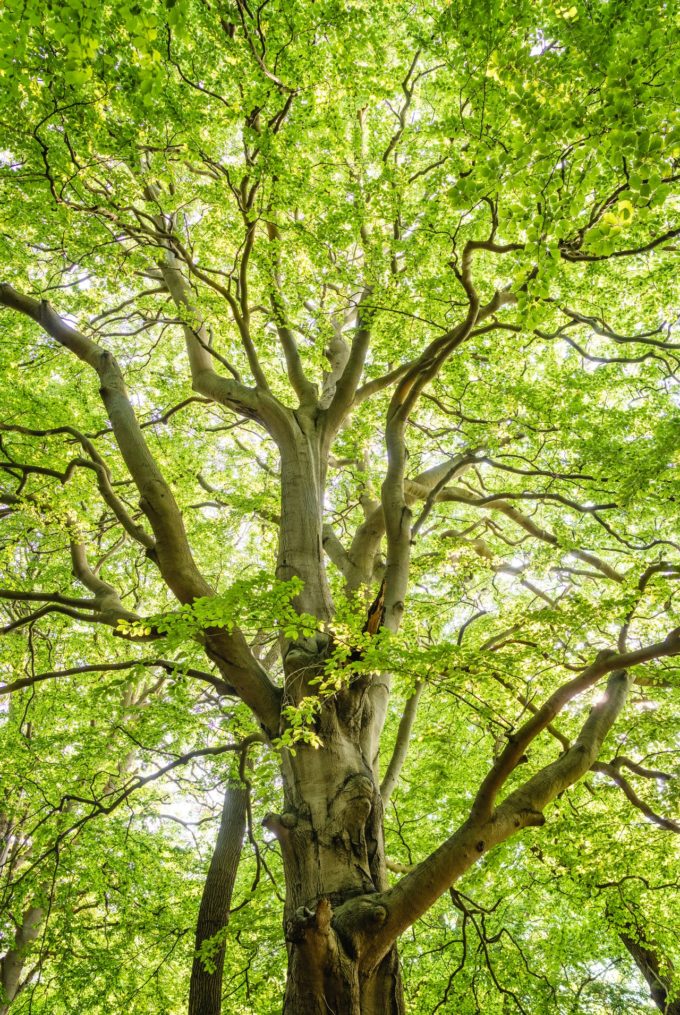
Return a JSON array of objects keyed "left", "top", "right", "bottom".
[
  {"left": 0, "top": 283, "right": 281, "bottom": 731},
  {"left": 352, "top": 626, "right": 680, "bottom": 963}
]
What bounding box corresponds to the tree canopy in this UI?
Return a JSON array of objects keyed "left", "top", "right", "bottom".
[{"left": 0, "top": 0, "right": 679, "bottom": 1012}]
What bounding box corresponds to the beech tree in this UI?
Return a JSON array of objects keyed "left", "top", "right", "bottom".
[{"left": 1, "top": 1, "right": 679, "bottom": 1012}]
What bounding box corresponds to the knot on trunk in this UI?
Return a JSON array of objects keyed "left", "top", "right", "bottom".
[
  {"left": 332, "top": 895, "right": 389, "bottom": 960},
  {"left": 518, "top": 808, "right": 545, "bottom": 828},
  {"left": 329, "top": 774, "right": 374, "bottom": 854},
  {"left": 286, "top": 896, "right": 333, "bottom": 945},
  {"left": 283, "top": 632, "right": 331, "bottom": 683},
  {"left": 262, "top": 810, "right": 298, "bottom": 839}
]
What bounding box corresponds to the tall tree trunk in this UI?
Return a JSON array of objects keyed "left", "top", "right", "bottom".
[
  {"left": 620, "top": 933, "right": 680, "bottom": 1015},
  {"left": 189, "top": 784, "right": 247, "bottom": 1015},
  {"left": 271, "top": 416, "right": 405, "bottom": 1012}
]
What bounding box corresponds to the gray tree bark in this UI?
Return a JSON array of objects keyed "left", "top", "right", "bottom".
[
  {"left": 269, "top": 710, "right": 405, "bottom": 1015},
  {"left": 267, "top": 420, "right": 406, "bottom": 1013}
]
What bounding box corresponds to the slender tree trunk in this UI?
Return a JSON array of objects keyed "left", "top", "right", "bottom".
[
  {"left": 0, "top": 905, "right": 43, "bottom": 1014},
  {"left": 620, "top": 933, "right": 680, "bottom": 1015},
  {"left": 189, "top": 783, "right": 247, "bottom": 1015}
]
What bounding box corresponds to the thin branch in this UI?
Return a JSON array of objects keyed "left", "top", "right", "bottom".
[
  {"left": 380, "top": 682, "right": 424, "bottom": 804},
  {"left": 0, "top": 658, "right": 235, "bottom": 697},
  {"left": 592, "top": 761, "right": 680, "bottom": 833}
]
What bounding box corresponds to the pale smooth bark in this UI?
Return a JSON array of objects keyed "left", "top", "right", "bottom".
[
  {"left": 380, "top": 682, "right": 423, "bottom": 805},
  {"left": 0, "top": 284, "right": 281, "bottom": 734}
]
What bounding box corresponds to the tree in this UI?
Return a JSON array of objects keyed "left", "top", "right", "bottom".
[{"left": 1, "top": 0, "right": 679, "bottom": 1011}]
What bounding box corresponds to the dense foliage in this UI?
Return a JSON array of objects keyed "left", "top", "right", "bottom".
[{"left": 1, "top": 0, "right": 679, "bottom": 1012}]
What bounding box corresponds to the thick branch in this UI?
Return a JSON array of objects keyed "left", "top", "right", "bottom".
[
  {"left": 266, "top": 222, "right": 317, "bottom": 406},
  {"left": 379, "top": 246, "right": 506, "bottom": 633},
  {"left": 619, "top": 933, "right": 680, "bottom": 1015},
  {"left": 158, "top": 251, "right": 273, "bottom": 415},
  {"left": 0, "top": 283, "right": 281, "bottom": 730},
  {"left": 346, "top": 454, "right": 477, "bottom": 591},
  {"left": 470, "top": 634, "right": 680, "bottom": 822},
  {"left": 324, "top": 289, "right": 374, "bottom": 437},
  {"left": 363, "top": 668, "right": 634, "bottom": 961}
]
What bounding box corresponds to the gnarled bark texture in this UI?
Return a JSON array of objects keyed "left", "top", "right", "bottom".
[
  {"left": 270, "top": 722, "right": 404, "bottom": 1015},
  {"left": 270, "top": 423, "right": 405, "bottom": 1014}
]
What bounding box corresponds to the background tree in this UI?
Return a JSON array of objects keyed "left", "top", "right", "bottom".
[{"left": 1, "top": 0, "right": 679, "bottom": 1012}]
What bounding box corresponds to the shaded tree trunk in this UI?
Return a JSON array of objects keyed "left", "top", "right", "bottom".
[
  {"left": 277, "top": 413, "right": 333, "bottom": 624},
  {"left": 0, "top": 905, "right": 43, "bottom": 1015},
  {"left": 620, "top": 933, "right": 680, "bottom": 1015},
  {"left": 189, "top": 784, "right": 247, "bottom": 1015},
  {"left": 267, "top": 705, "right": 404, "bottom": 1014}
]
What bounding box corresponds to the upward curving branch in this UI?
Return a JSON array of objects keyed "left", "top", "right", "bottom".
[{"left": 353, "top": 627, "right": 680, "bottom": 965}]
